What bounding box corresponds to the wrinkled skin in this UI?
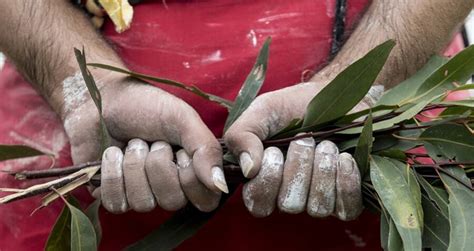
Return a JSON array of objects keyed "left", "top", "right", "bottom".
[
  {"left": 63, "top": 73, "right": 227, "bottom": 213},
  {"left": 225, "top": 80, "right": 371, "bottom": 219}
]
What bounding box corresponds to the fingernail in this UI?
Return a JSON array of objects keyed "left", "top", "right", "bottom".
[
  {"left": 212, "top": 166, "right": 229, "bottom": 194},
  {"left": 316, "top": 140, "right": 338, "bottom": 154},
  {"left": 150, "top": 142, "right": 166, "bottom": 152},
  {"left": 339, "top": 153, "right": 355, "bottom": 174},
  {"left": 240, "top": 152, "right": 254, "bottom": 178}
]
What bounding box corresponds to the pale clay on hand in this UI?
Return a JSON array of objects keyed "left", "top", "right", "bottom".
[
  {"left": 225, "top": 81, "right": 381, "bottom": 220},
  {"left": 61, "top": 72, "right": 228, "bottom": 213}
]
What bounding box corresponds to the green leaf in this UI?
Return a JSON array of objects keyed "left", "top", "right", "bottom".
[
  {"left": 301, "top": 40, "right": 395, "bottom": 128},
  {"left": 372, "top": 129, "right": 420, "bottom": 153},
  {"left": 223, "top": 152, "right": 238, "bottom": 165},
  {"left": 87, "top": 64, "right": 233, "bottom": 109},
  {"left": 440, "top": 106, "right": 472, "bottom": 117},
  {"left": 451, "top": 83, "right": 474, "bottom": 91},
  {"left": 420, "top": 123, "right": 474, "bottom": 162},
  {"left": 436, "top": 100, "right": 474, "bottom": 108},
  {"left": 386, "top": 159, "right": 423, "bottom": 229},
  {"left": 439, "top": 167, "right": 474, "bottom": 251},
  {"left": 68, "top": 200, "right": 98, "bottom": 251},
  {"left": 223, "top": 37, "right": 271, "bottom": 132},
  {"left": 411, "top": 45, "right": 474, "bottom": 103},
  {"left": 388, "top": 219, "right": 404, "bottom": 251},
  {"left": 340, "top": 94, "right": 440, "bottom": 134},
  {"left": 370, "top": 155, "right": 422, "bottom": 251},
  {"left": 45, "top": 196, "right": 81, "bottom": 251},
  {"left": 376, "top": 149, "right": 406, "bottom": 161},
  {"left": 376, "top": 55, "right": 448, "bottom": 106},
  {"left": 381, "top": 210, "right": 390, "bottom": 250},
  {"left": 337, "top": 137, "right": 359, "bottom": 151},
  {"left": 74, "top": 48, "right": 112, "bottom": 155},
  {"left": 416, "top": 174, "right": 449, "bottom": 218},
  {"left": 336, "top": 105, "right": 397, "bottom": 125},
  {"left": 354, "top": 113, "right": 373, "bottom": 178},
  {"left": 85, "top": 199, "right": 102, "bottom": 245},
  {"left": 272, "top": 118, "right": 303, "bottom": 138},
  {"left": 421, "top": 194, "right": 450, "bottom": 251},
  {"left": 45, "top": 204, "right": 71, "bottom": 251},
  {"left": 0, "top": 145, "right": 45, "bottom": 161}
]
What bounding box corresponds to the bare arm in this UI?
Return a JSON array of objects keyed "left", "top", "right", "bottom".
[
  {"left": 315, "top": 0, "right": 474, "bottom": 87},
  {"left": 0, "top": 0, "right": 124, "bottom": 116},
  {"left": 0, "top": 1, "right": 227, "bottom": 213}
]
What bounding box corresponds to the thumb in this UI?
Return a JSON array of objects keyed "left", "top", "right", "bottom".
[{"left": 224, "top": 96, "right": 280, "bottom": 178}]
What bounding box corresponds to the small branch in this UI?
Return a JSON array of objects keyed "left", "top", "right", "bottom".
[
  {"left": 1, "top": 175, "right": 83, "bottom": 204},
  {"left": 12, "top": 160, "right": 101, "bottom": 180},
  {"left": 0, "top": 165, "right": 99, "bottom": 204},
  {"left": 412, "top": 161, "right": 474, "bottom": 168}
]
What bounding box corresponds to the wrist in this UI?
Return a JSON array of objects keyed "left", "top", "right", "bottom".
[{"left": 51, "top": 61, "right": 127, "bottom": 121}]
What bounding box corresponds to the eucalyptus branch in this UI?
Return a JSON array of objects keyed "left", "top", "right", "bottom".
[
  {"left": 2, "top": 159, "right": 471, "bottom": 205},
  {"left": 12, "top": 160, "right": 101, "bottom": 180}
]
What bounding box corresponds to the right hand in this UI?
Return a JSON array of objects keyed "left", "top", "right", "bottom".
[{"left": 61, "top": 72, "right": 228, "bottom": 213}]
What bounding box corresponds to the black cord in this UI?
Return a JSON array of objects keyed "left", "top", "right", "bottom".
[{"left": 330, "top": 0, "right": 347, "bottom": 59}]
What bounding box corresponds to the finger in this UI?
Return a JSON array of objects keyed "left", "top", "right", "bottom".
[
  {"left": 224, "top": 90, "right": 311, "bottom": 179},
  {"left": 243, "top": 147, "right": 284, "bottom": 217},
  {"left": 145, "top": 141, "right": 187, "bottom": 211},
  {"left": 278, "top": 136, "right": 315, "bottom": 214},
  {"left": 106, "top": 88, "right": 225, "bottom": 193},
  {"left": 123, "top": 139, "right": 156, "bottom": 212},
  {"left": 90, "top": 187, "right": 101, "bottom": 200},
  {"left": 307, "top": 140, "right": 338, "bottom": 217},
  {"left": 187, "top": 133, "right": 227, "bottom": 194},
  {"left": 176, "top": 149, "right": 221, "bottom": 212},
  {"left": 101, "top": 146, "right": 128, "bottom": 214},
  {"left": 335, "top": 153, "right": 363, "bottom": 221},
  {"left": 224, "top": 96, "right": 277, "bottom": 179},
  {"left": 224, "top": 130, "right": 263, "bottom": 178},
  {"left": 177, "top": 115, "right": 225, "bottom": 193}
]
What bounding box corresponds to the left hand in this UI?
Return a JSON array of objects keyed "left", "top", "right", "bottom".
[{"left": 224, "top": 80, "right": 373, "bottom": 219}]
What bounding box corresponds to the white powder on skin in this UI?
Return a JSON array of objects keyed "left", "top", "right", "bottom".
[
  {"left": 308, "top": 153, "right": 336, "bottom": 215},
  {"left": 281, "top": 171, "right": 306, "bottom": 211},
  {"left": 126, "top": 139, "right": 148, "bottom": 152},
  {"left": 62, "top": 71, "right": 89, "bottom": 115},
  {"left": 280, "top": 142, "right": 313, "bottom": 212},
  {"left": 243, "top": 147, "right": 283, "bottom": 216}
]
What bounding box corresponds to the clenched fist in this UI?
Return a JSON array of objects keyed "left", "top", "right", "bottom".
[
  {"left": 225, "top": 80, "right": 382, "bottom": 219},
  {"left": 60, "top": 72, "right": 228, "bottom": 213}
]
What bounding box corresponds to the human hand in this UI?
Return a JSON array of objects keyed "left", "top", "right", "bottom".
[
  {"left": 224, "top": 80, "right": 380, "bottom": 219},
  {"left": 61, "top": 72, "right": 228, "bottom": 213}
]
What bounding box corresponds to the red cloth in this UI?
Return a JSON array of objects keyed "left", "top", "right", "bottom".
[{"left": 0, "top": 1, "right": 465, "bottom": 250}]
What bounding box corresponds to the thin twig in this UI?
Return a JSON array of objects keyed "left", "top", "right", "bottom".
[{"left": 12, "top": 160, "right": 101, "bottom": 180}]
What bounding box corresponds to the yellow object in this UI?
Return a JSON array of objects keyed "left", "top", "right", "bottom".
[{"left": 98, "top": 0, "right": 134, "bottom": 33}]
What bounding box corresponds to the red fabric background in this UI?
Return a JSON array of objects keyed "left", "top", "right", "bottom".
[{"left": 0, "top": 1, "right": 465, "bottom": 250}]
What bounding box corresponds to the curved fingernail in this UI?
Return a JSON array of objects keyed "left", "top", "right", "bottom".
[
  {"left": 240, "top": 152, "right": 253, "bottom": 178},
  {"left": 126, "top": 138, "right": 148, "bottom": 152},
  {"left": 212, "top": 166, "right": 229, "bottom": 194},
  {"left": 316, "top": 140, "right": 338, "bottom": 154},
  {"left": 339, "top": 153, "right": 355, "bottom": 174},
  {"left": 150, "top": 141, "right": 167, "bottom": 152}
]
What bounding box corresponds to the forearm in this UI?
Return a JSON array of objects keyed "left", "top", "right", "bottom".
[
  {"left": 314, "top": 0, "right": 474, "bottom": 88},
  {"left": 0, "top": 1, "right": 124, "bottom": 116}
]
